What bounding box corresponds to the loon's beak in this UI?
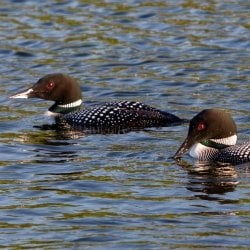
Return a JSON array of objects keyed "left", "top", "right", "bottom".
[
  {"left": 10, "top": 88, "right": 34, "bottom": 99},
  {"left": 174, "top": 135, "right": 195, "bottom": 159}
]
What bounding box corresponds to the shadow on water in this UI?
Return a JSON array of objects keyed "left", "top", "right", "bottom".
[{"left": 175, "top": 158, "right": 250, "bottom": 200}]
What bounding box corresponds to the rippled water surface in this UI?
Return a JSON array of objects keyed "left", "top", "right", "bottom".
[{"left": 0, "top": 0, "right": 250, "bottom": 249}]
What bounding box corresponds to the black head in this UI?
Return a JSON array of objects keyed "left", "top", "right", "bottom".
[
  {"left": 10, "top": 73, "right": 82, "bottom": 105},
  {"left": 174, "top": 109, "right": 237, "bottom": 159}
]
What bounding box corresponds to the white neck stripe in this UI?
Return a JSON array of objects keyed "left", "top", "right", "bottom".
[
  {"left": 58, "top": 99, "right": 82, "bottom": 108},
  {"left": 210, "top": 134, "right": 237, "bottom": 146}
]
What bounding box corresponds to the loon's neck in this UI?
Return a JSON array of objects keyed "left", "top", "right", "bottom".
[
  {"left": 47, "top": 99, "right": 82, "bottom": 116},
  {"left": 189, "top": 135, "right": 237, "bottom": 160}
]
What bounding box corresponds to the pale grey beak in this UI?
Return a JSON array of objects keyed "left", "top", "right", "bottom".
[{"left": 9, "top": 88, "right": 34, "bottom": 99}]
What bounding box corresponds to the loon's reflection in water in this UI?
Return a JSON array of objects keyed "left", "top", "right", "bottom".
[
  {"left": 176, "top": 159, "right": 240, "bottom": 197},
  {"left": 34, "top": 122, "right": 136, "bottom": 139}
]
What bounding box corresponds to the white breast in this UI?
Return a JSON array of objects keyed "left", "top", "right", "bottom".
[{"left": 189, "top": 135, "right": 237, "bottom": 160}]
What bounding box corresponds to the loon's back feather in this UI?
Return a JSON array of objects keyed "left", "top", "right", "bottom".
[
  {"left": 63, "top": 101, "right": 182, "bottom": 130},
  {"left": 216, "top": 142, "right": 250, "bottom": 164}
]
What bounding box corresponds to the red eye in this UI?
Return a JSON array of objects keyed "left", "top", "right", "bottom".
[
  {"left": 197, "top": 122, "right": 206, "bottom": 131},
  {"left": 47, "top": 81, "right": 55, "bottom": 90}
]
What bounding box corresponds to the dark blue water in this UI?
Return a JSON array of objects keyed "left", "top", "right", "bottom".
[{"left": 0, "top": 0, "right": 250, "bottom": 249}]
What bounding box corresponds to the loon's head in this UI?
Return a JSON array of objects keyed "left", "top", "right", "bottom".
[
  {"left": 174, "top": 109, "right": 237, "bottom": 159},
  {"left": 10, "top": 73, "right": 82, "bottom": 115}
]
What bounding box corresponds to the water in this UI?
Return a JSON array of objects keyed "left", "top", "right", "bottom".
[{"left": 0, "top": 0, "right": 250, "bottom": 249}]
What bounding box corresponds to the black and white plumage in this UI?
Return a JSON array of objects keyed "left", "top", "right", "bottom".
[
  {"left": 174, "top": 109, "right": 250, "bottom": 165},
  {"left": 216, "top": 142, "right": 250, "bottom": 164},
  {"left": 10, "top": 73, "right": 184, "bottom": 133},
  {"left": 62, "top": 101, "right": 181, "bottom": 131}
]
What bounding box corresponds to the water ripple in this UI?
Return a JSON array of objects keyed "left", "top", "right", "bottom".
[{"left": 0, "top": 0, "right": 250, "bottom": 249}]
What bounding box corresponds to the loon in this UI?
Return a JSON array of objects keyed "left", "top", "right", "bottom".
[
  {"left": 174, "top": 109, "right": 250, "bottom": 164},
  {"left": 10, "top": 73, "right": 184, "bottom": 133}
]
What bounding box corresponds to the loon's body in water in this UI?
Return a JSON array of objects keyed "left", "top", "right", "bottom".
[
  {"left": 10, "top": 73, "right": 185, "bottom": 133},
  {"left": 174, "top": 109, "right": 250, "bottom": 164}
]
